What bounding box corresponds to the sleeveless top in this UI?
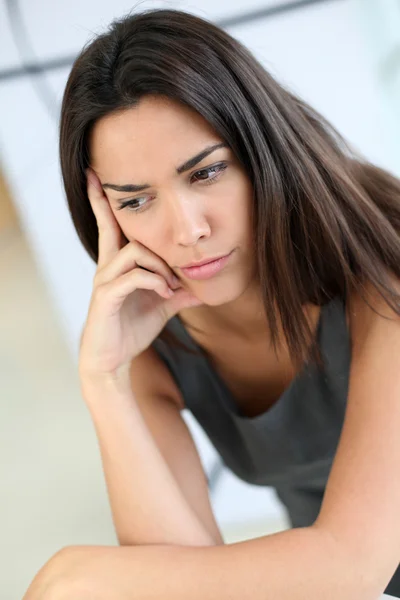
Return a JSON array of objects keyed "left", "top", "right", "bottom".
[{"left": 151, "top": 294, "right": 352, "bottom": 527}]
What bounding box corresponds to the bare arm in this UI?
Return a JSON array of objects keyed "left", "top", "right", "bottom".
[
  {"left": 81, "top": 346, "right": 224, "bottom": 547},
  {"left": 24, "top": 527, "right": 367, "bottom": 600}
]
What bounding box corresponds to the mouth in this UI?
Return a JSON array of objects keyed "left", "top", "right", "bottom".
[
  {"left": 180, "top": 253, "right": 230, "bottom": 269},
  {"left": 179, "top": 250, "right": 234, "bottom": 281}
]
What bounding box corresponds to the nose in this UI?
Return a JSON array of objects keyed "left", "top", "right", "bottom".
[{"left": 169, "top": 193, "right": 211, "bottom": 246}]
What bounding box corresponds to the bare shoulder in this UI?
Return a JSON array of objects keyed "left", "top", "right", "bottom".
[{"left": 129, "top": 343, "right": 185, "bottom": 411}]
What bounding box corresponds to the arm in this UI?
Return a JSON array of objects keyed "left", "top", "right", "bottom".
[
  {"left": 81, "top": 345, "right": 223, "bottom": 548},
  {"left": 26, "top": 279, "right": 400, "bottom": 599},
  {"left": 24, "top": 524, "right": 368, "bottom": 600}
]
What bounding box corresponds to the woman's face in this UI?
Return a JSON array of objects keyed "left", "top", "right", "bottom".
[{"left": 89, "top": 95, "right": 256, "bottom": 306}]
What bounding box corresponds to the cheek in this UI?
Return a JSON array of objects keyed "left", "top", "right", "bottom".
[
  {"left": 111, "top": 214, "right": 145, "bottom": 251},
  {"left": 115, "top": 212, "right": 144, "bottom": 242},
  {"left": 120, "top": 219, "right": 167, "bottom": 258},
  {"left": 219, "top": 189, "right": 252, "bottom": 232}
]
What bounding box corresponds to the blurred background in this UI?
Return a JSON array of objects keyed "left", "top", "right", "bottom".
[{"left": 1, "top": 0, "right": 399, "bottom": 598}]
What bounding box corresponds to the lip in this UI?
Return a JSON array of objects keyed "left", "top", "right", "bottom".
[
  {"left": 180, "top": 254, "right": 229, "bottom": 269},
  {"left": 180, "top": 250, "right": 233, "bottom": 280}
]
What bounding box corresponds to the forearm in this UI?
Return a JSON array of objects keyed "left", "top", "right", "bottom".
[
  {"left": 81, "top": 374, "right": 218, "bottom": 547},
  {"left": 30, "top": 526, "right": 373, "bottom": 600}
]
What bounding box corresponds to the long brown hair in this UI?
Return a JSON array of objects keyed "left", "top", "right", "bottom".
[{"left": 59, "top": 7, "right": 400, "bottom": 370}]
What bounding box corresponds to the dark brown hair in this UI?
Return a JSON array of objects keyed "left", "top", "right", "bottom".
[{"left": 59, "top": 6, "right": 400, "bottom": 370}]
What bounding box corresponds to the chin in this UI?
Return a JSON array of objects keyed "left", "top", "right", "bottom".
[{"left": 187, "top": 281, "right": 243, "bottom": 306}]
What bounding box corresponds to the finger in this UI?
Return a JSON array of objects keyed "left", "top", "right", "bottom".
[
  {"left": 134, "top": 241, "right": 182, "bottom": 288},
  {"left": 86, "top": 168, "right": 122, "bottom": 269},
  {"left": 164, "top": 286, "right": 204, "bottom": 313},
  {"left": 96, "top": 269, "right": 175, "bottom": 311},
  {"left": 95, "top": 239, "right": 181, "bottom": 291}
]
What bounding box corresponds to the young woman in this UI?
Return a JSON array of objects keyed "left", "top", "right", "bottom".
[{"left": 24, "top": 7, "right": 400, "bottom": 600}]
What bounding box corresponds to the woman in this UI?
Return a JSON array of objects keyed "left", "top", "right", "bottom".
[{"left": 24, "top": 7, "right": 400, "bottom": 600}]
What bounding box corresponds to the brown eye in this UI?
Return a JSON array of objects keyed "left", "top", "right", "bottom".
[
  {"left": 191, "top": 163, "right": 227, "bottom": 184},
  {"left": 117, "top": 196, "right": 152, "bottom": 213},
  {"left": 117, "top": 163, "right": 228, "bottom": 214}
]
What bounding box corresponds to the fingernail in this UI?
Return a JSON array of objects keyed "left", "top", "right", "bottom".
[
  {"left": 86, "top": 169, "right": 101, "bottom": 191},
  {"left": 171, "top": 275, "right": 180, "bottom": 286},
  {"left": 86, "top": 169, "right": 94, "bottom": 185}
]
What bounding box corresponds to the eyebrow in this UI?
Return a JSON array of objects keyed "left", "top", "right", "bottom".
[{"left": 101, "top": 142, "right": 229, "bottom": 193}]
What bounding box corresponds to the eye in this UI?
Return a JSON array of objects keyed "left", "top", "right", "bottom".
[
  {"left": 116, "top": 196, "right": 151, "bottom": 213},
  {"left": 190, "top": 162, "right": 227, "bottom": 185},
  {"left": 117, "top": 162, "right": 228, "bottom": 213}
]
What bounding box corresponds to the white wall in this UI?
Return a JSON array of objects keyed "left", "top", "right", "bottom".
[
  {"left": 1, "top": 0, "right": 399, "bottom": 535},
  {"left": 354, "top": 0, "right": 400, "bottom": 144}
]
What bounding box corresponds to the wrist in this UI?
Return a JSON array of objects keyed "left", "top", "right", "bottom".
[
  {"left": 79, "top": 366, "right": 133, "bottom": 400},
  {"left": 79, "top": 360, "right": 131, "bottom": 382}
]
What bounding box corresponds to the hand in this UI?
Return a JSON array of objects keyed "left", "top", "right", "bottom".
[{"left": 78, "top": 168, "right": 203, "bottom": 380}]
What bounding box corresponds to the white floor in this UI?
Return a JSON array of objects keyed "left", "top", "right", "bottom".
[{"left": 1, "top": 226, "right": 289, "bottom": 599}]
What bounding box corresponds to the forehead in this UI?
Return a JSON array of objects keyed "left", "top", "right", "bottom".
[{"left": 89, "top": 96, "right": 220, "bottom": 173}]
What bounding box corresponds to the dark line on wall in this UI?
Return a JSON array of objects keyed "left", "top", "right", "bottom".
[
  {"left": 0, "top": 0, "right": 344, "bottom": 83},
  {"left": 217, "top": 0, "right": 343, "bottom": 29},
  {"left": 4, "top": 0, "right": 58, "bottom": 121},
  {"left": 0, "top": 55, "right": 76, "bottom": 83}
]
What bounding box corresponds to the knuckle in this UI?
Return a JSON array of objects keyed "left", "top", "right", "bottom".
[
  {"left": 93, "top": 271, "right": 104, "bottom": 288},
  {"left": 93, "top": 282, "right": 109, "bottom": 303},
  {"left": 159, "top": 279, "right": 169, "bottom": 294},
  {"left": 96, "top": 222, "right": 108, "bottom": 236},
  {"left": 160, "top": 276, "right": 168, "bottom": 289}
]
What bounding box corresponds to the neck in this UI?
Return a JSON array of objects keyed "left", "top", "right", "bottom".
[
  {"left": 179, "top": 280, "right": 321, "bottom": 348},
  {"left": 181, "top": 278, "right": 270, "bottom": 342}
]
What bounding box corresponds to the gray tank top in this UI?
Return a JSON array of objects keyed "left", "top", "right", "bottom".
[{"left": 151, "top": 294, "right": 351, "bottom": 527}]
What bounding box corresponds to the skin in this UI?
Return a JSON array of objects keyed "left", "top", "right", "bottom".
[
  {"left": 24, "top": 96, "right": 369, "bottom": 600},
  {"left": 88, "top": 94, "right": 270, "bottom": 341}
]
